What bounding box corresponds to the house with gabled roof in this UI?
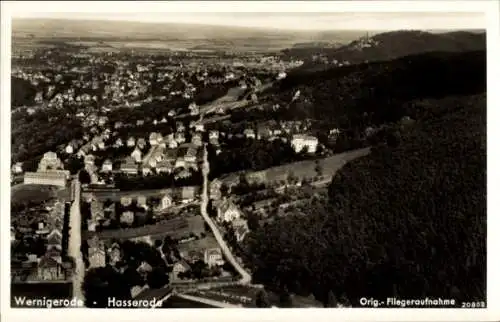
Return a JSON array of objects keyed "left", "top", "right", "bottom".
[
  {"left": 46, "top": 229, "right": 62, "bottom": 251},
  {"left": 114, "top": 137, "right": 124, "bottom": 148},
  {"left": 159, "top": 194, "right": 173, "bottom": 210},
  {"left": 37, "top": 255, "right": 66, "bottom": 281},
  {"left": 175, "top": 132, "right": 186, "bottom": 144},
  {"left": 172, "top": 260, "right": 191, "bottom": 278},
  {"left": 12, "top": 162, "right": 23, "bottom": 174},
  {"left": 131, "top": 148, "right": 142, "bottom": 163},
  {"left": 232, "top": 218, "right": 250, "bottom": 242},
  {"left": 101, "top": 159, "right": 113, "bottom": 173},
  {"left": 107, "top": 243, "right": 122, "bottom": 266},
  {"left": 127, "top": 137, "right": 136, "bottom": 147},
  {"left": 120, "top": 211, "right": 134, "bottom": 226},
  {"left": 156, "top": 160, "right": 173, "bottom": 174},
  {"left": 191, "top": 133, "right": 203, "bottom": 147},
  {"left": 88, "top": 242, "right": 106, "bottom": 269},
  {"left": 142, "top": 165, "right": 152, "bottom": 176},
  {"left": 184, "top": 146, "right": 198, "bottom": 163},
  {"left": 217, "top": 199, "right": 242, "bottom": 223},
  {"left": 149, "top": 132, "right": 159, "bottom": 146},
  {"left": 168, "top": 140, "right": 178, "bottom": 149},
  {"left": 204, "top": 248, "right": 224, "bottom": 267},
  {"left": 243, "top": 128, "right": 256, "bottom": 139},
  {"left": 121, "top": 157, "right": 138, "bottom": 175},
  {"left": 137, "top": 261, "right": 153, "bottom": 276}
]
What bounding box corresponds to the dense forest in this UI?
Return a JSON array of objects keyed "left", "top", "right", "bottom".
[
  {"left": 244, "top": 93, "right": 486, "bottom": 307},
  {"left": 270, "top": 50, "right": 486, "bottom": 126},
  {"left": 11, "top": 77, "right": 37, "bottom": 107},
  {"left": 285, "top": 30, "right": 485, "bottom": 68},
  {"left": 11, "top": 109, "right": 84, "bottom": 164}
]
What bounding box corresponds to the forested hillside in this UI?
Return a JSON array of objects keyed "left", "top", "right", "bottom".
[
  {"left": 245, "top": 93, "right": 486, "bottom": 306},
  {"left": 269, "top": 50, "right": 485, "bottom": 126},
  {"left": 11, "top": 76, "right": 37, "bottom": 107},
  {"left": 286, "top": 30, "right": 485, "bottom": 69}
]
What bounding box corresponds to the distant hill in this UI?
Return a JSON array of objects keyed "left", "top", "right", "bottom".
[
  {"left": 288, "top": 30, "right": 485, "bottom": 69},
  {"left": 291, "top": 42, "right": 343, "bottom": 49},
  {"left": 281, "top": 42, "right": 344, "bottom": 60},
  {"left": 267, "top": 50, "right": 486, "bottom": 127},
  {"left": 12, "top": 18, "right": 365, "bottom": 52}
]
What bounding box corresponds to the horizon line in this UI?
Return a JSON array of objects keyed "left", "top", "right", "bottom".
[{"left": 11, "top": 12, "right": 486, "bottom": 32}]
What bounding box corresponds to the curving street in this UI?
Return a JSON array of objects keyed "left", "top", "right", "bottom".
[{"left": 200, "top": 144, "right": 252, "bottom": 284}]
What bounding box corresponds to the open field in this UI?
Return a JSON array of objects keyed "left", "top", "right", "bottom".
[
  {"left": 185, "top": 215, "right": 206, "bottom": 235},
  {"left": 177, "top": 235, "right": 219, "bottom": 253},
  {"left": 11, "top": 184, "right": 62, "bottom": 205},
  {"left": 85, "top": 213, "right": 206, "bottom": 241},
  {"left": 86, "top": 217, "right": 189, "bottom": 240},
  {"left": 221, "top": 147, "right": 372, "bottom": 186}
]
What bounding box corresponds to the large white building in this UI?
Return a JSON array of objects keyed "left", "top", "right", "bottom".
[
  {"left": 24, "top": 171, "right": 68, "bottom": 187},
  {"left": 291, "top": 135, "right": 319, "bottom": 154}
]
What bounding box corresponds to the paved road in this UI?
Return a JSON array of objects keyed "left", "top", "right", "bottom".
[
  {"left": 200, "top": 144, "right": 252, "bottom": 284},
  {"left": 68, "top": 178, "right": 85, "bottom": 302}
]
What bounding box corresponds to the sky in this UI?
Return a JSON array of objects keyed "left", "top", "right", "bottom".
[{"left": 11, "top": 12, "right": 486, "bottom": 31}]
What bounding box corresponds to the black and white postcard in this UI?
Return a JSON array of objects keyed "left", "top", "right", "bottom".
[{"left": 1, "top": 1, "right": 498, "bottom": 322}]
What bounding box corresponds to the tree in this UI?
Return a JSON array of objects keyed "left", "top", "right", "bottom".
[
  {"left": 255, "top": 289, "right": 271, "bottom": 308},
  {"left": 245, "top": 94, "right": 486, "bottom": 306},
  {"left": 207, "top": 199, "right": 217, "bottom": 218},
  {"left": 147, "top": 267, "right": 169, "bottom": 289},
  {"left": 82, "top": 267, "right": 131, "bottom": 308},
  {"left": 324, "top": 290, "right": 338, "bottom": 308},
  {"left": 191, "top": 260, "right": 210, "bottom": 279},
  {"left": 154, "top": 239, "right": 163, "bottom": 248},
  {"left": 66, "top": 156, "right": 84, "bottom": 175},
  {"left": 247, "top": 212, "right": 260, "bottom": 231},
  {"left": 314, "top": 162, "right": 323, "bottom": 177},
  {"left": 220, "top": 183, "right": 229, "bottom": 196},
  {"left": 279, "top": 289, "right": 293, "bottom": 308},
  {"left": 79, "top": 170, "right": 91, "bottom": 184},
  {"left": 103, "top": 198, "right": 114, "bottom": 208}
]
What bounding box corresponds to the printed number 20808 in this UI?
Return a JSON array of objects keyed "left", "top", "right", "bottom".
[{"left": 461, "top": 301, "right": 486, "bottom": 308}]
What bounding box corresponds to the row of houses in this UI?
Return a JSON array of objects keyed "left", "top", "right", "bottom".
[
  {"left": 84, "top": 193, "right": 180, "bottom": 231},
  {"left": 86, "top": 235, "right": 226, "bottom": 281},
  {"left": 11, "top": 201, "right": 72, "bottom": 282},
  {"left": 118, "top": 144, "right": 203, "bottom": 176}
]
